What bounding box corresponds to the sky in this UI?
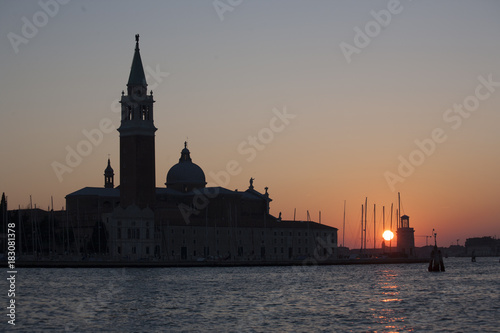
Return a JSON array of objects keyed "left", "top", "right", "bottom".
[{"left": 1, "top": 0, "right": 499, "bottom": 249}]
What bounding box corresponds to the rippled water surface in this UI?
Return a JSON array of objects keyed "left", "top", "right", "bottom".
[{"left": 14, "top": 258, "right": 500, "bottom": 332}]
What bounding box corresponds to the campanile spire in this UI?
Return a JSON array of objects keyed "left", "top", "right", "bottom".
[
  {"left": 127, "top": 34, "right": 147, "bottom": 95},
  {"left": 118, "top": 34, "right": 157, "bottom": 208}
]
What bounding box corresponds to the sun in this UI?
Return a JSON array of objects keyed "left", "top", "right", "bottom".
[{"left": 382, "top": 230, "right": 394, "bottom": 241}]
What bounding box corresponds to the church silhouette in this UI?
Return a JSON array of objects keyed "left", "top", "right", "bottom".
[{"left": 65, "top": 35, "right": 337, "bottom": 262}]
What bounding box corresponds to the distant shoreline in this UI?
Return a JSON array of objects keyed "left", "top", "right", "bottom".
[{"left": 15, "top": 258, "right": 428, "bottom": 268}]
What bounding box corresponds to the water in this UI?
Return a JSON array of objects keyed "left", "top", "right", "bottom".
[{"left": 12, "top": 258, "right": 500, "bottom": 332}]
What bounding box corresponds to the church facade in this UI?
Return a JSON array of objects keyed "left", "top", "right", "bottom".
[{"left": 65, "top": 35, "right": 338, "bottom": 262}]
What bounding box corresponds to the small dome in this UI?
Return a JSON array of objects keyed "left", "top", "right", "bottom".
[{"left": 166, "top": 143, "right": 206, "bottom": 192}]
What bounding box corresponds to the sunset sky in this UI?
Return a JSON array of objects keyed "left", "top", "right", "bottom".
[{"left": 1, "top": 0, "right": 499, "bottom": 249}]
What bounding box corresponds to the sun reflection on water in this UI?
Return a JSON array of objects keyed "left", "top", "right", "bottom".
[{"left": 371, "top": 269, "right": 407, "bottom": 330}]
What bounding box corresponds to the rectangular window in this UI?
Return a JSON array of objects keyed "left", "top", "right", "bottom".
[
  {"left": 146, "top": 247, "right": 150, "bottom": 255},
  {"left": 137, "top": 228, "right": 140, "bottom": 239},
  {"left": 132, "top": 247, "right": 136, "bottom": 254},
  {"left": 117, "top": 228, "right": 121, "bottom": 239},
  {"left": 181, "top": 247, "right": 187, "bottom": 260}
]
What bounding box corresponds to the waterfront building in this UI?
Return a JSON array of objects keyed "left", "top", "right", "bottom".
[
  {"left": 62, "top": 35, "right": 338, "bottom": 262},
  {"left": 465, "top": 236, "right": 500, "bottom": 256},
  {"left": 397, "top": 215, "right": 415, "bottom": 257}
]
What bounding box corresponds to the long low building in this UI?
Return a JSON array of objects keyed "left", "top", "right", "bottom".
[{"left": 66, "top": 160, "right": 337, "bottom": 262}]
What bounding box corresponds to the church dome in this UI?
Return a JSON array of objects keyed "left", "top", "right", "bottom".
[{"left": 166, "top": 143, "right": 206, "bottom": 192}]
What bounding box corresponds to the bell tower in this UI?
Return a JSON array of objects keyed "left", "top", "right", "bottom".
[
  {"left": 104, "top": 157, "right": 114, "bottom": 188},
  {"left": 118, "top": 34, "right": 157, "bottom": 208}
]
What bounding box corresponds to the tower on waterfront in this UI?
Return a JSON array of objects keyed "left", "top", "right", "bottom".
[
  {"left": 118, "top": 34, "right": 157, "bottom": 208},
  {"left": 397, "top": 215, "right": 415, "bottom": 257}
]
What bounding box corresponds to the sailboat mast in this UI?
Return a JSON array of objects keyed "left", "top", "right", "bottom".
[
  {"left": 396, "top": 209, "right": 398, "bottom": 230},
  {"left": 364, "top": 198, "right": 367, "bottom": 252},
  {"left": 398, "top": 192, "right": 401, "bottom": 229},
  {"left": 390, "top": 203, "right": 393, "bottom": 231},
  {"left": 342, "top": 200, "right": 346, "bottom": 248},
  {"left": 383, "top": 206, "right": 385, "bottom": 231},
  {"left": 361, "top": 204, "right": 364, "bottom": 253},
  {"left": 374, "top": 204, "right": 376, "bottom": 250},
  {"left": 30, "top": 195, "right": 34, "bottom": 256},
  {"left": 51, "top": 196, "right": 54, "bottom": 255}
]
